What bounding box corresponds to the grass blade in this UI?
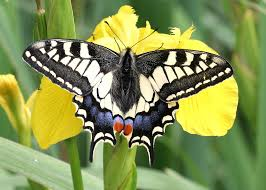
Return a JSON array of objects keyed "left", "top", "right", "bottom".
[
  {"left": 255, "top": 1, "right": 266, "bottom": 189},
  {"left": 0, "top": 137, "right": 103, "bottom": 190}
]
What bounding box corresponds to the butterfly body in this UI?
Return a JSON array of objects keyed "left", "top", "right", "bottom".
[
  {"left": 111, "top": 48, "right": 140, "bottom": 113},
  {"left": 22, "top": 39, "right": 233, "bottom": 164}
]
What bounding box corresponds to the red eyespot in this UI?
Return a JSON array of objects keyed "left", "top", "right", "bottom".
[
  {"left": 123, "top": 124, "right": 133, "bottom": 136},
  {"left": 114, "top": 122, "right": 124, "bottom": 133}
]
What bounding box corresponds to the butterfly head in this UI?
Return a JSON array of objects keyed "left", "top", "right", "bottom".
[{"left": 120, "top": 48, "right": 136, "bottom": 73}]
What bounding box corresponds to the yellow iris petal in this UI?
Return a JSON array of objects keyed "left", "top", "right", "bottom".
[
  {"left": 179, "top": 25, "right": 195, "bottom": 41},
  {"left": 90, "top": 5, "right": 177, "bottom": 54},
  {"left": 136, "top": 22, "right": 177, "bottom": 54},
  {"left": 0, "top": 74, "right": 28, "bottom": 131},
  {"left": 31, "top": 78, "right": 82, "bottom": 149},
  {"left": 175, "top": 31, "right": 238, "bottom": 136},
  {"left": 26, "top": 90, "right": 38, "bottom": 113},
  {"left": 176, "top": 77, "right": 238, "bottom": 136},
  {"left": 90, "top": 5, "right": 139, "bottom": 52}
]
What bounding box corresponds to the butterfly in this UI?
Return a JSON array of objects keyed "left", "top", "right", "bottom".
[{"left": 22, "top": 38, "right": 233, "bottom": 164}]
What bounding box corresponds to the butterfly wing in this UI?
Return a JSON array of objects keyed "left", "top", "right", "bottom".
[
  {"left": 23, "top": 39, "right": 120, "bottom": 161},
  {"left": 124, "top": 75, "right": 178, "bottom": 164},
  {"left": 136, "top": 49, "right": 233, "bottom": 102},
  {"left": 73, "top": 73, "right": 116, "bottom": 162},
  {"left": 22, "top": 39, "right": 119, "bottom": 95}
]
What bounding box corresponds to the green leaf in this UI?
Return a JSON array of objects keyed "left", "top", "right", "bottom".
[
  {"left": 104, "top": 135, "right": 137, "bottom": 190},
  {"left": 236, "top": 10, "right": 259, "bottom": 72},
  {"left": 0, "top": 137, "right": 103, "bottom": 190},
  {"left": 255, "top": 1, "right": 266, "bottom": 189},
  {"left": 217, "top": 121, "right": 254, "bottom": 190},
  {"left": 137, "top": 167, "right": 208, "bottom": 190},
  {"left": 0, "top": 169, "right": 27, "bottom": 189},
  {"left": 33, "top": 9, "right": 47, "bottom": 40},
  {"left": 46, "top": 0, "right": 76, "bottom": 38},
  {"left": 0, "top": 0, "right": 37, "bottom": 96},
  {"left": 232, "top": 53, "right": 256, "bottom": 127}
]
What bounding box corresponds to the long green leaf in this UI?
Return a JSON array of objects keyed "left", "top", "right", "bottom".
[
  {"left": 137, "top": 167, "right": 208, "bottom": 190},
  {"left": 0, "top": 169, "right": 27, "bottom": 189},
  {"left": 0, "top": 1, "right": 37, "bottom": 96},
  {"left": 46, "top": 0, "right": 76, "bottom": 38},
  {"left": 255, "top": 1, "right": 266, "bottom": 189},
  {"left": 0, "top": 137, "right": 103, "bottom": 190},
  {"left": 217, "top": 122, "right": 254, "bottom": 190}
]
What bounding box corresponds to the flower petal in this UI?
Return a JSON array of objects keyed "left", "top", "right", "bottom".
[
  {"left": 135, "top": 22, "right": 178, "bottom": 54},
  {"left": 179, "top": 25, "right": 195, "bottom": 41},
  {"left": 31, "top": 78, "right": 82, "bottom": 149},
  {"left": 26, "top": 90, "right": 38, "bottom": 113},
  {"left": 0, "top": 74, "right": 27, "bottom": 131},
  {"left": 178, "top": 39, "right": 218, "bottom": 54},
  {"left": 175, "top": 77, "right": 238, "bottom": 136},
  {"left": 174, "top": 32, "right": 238, "bottom": 136},
  {"left": 90, "top": 5, "right": 139, "bottom": 51}
]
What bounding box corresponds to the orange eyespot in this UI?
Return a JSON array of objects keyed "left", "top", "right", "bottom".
[
  {"left": 123, "top": 124, "right": 133, "bottom": 136},
  {"left": 114, "top": 122, "right": 124, "bottom": 133}
]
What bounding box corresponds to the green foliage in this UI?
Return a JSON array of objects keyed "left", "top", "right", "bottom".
[
  {"left": 0, "top": 137, "right": 103, "bottom": 190},
  {"left": 104, "top": 136, "right": 137, "bottom": 190},
  {"left": 0, "top": 0, "right": 264, "bottom": 189},
  {"left": 255, "top": 1, "right": 266, "bottom": 189}
]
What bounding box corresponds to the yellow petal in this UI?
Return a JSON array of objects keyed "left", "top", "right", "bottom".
[
  {"left": 0, "top": 74, "right": 28, "bottom": 131},
  {"left": 32, "top": 78, "right": 82, "bottom": 149},
  {"left": 174, "top": 31, "right": 238, "bottom": 136},
  {"left": 173, "top": 29, "right": 238, "bottom": 136},
  {"left": 135, "top": 22, "right": 177, "bottom": 54},
  {"left": 89, "top": 5, "right": 181, "bottom": 55},
  {"left": 90, "top": 5, "right": 139, "bottom": 51},
  {"left": 26, "top": 90, "right": 38, "bottom": 113},
  {"left": 179, "top": 25, "right": 195, "bottom": 41},
  {"left": 176, "top": 77, "right": 238, "bottom": 136},
  {"left": 170, "top": 27, "right": 181, "bottom": 39},
  {"left": 178, "top": 39, "right": 218, "bottom": 54}
]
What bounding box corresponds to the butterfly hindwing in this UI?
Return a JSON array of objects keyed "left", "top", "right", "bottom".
[
  {"left": 127, "top": 98, "right": 178, "bottom": 164},
  {"left": 136, "top": 49, "right": 233, "bottom": 102},
  {"left": 123, "top": 74, "right": 178, "bottom": 164},
  {"left": 22, "top": 39, "right": 119, "bottom": 95},
  {"left": 72, "top": 72, "right": 117, "bottom": 161}
]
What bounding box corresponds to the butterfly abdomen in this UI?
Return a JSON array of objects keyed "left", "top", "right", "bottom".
[
  {"left": 111, "top": 69, "right": 140, "bottom": 114},
  {"left": 109, "top": 48, "right": 141, "bottom": 113}
]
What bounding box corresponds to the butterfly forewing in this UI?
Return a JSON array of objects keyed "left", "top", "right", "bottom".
[
  {"left": 136, "top": 49, "right": 233, "bottom": 102},
  {"left": 22, "top": 39, "right": 119, "bottom": 95}
]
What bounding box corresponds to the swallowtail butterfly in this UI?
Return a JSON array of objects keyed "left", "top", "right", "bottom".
[{"left": 22, "top": 38, "right": 233, "bottom": 164}]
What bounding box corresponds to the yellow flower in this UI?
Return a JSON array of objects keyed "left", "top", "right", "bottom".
[
  {"left": 32, "top": 78, "right": 83, "bottom": 149},
  {"left": 0, "top": 74, "right": 29, "bottom": 132},
  {"left": 32, "top": 5, "right": 238, "bottom": 149},
  {"left": 0, "top": 74, "right": 38, "bottom": 146}
]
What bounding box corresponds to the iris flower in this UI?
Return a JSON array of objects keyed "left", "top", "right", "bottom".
[
  {"left": 0, "top": 74, "right": 37, "bottom": 146},
  {"left": 31, "top": 5, "right": 238, "bottom": 149}
]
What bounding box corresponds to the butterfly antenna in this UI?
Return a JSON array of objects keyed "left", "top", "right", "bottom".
[
  {"left": 113, "top": 37, "right": 122, "bottom": 53},
  {"left": 130, "top": 28, "right": 158, "bottom": 49},
  {"left": 105, "top": 21, "right": 127, "bottom": 49},
  {"left": 155, "top": 43, "right": 164, "bottom": 51}
]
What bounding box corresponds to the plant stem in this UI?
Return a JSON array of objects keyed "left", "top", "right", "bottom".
[
  {"left": 18, "top": 128, "right": 31, "bottom": 147},
  {"left": 104, "top": 135, "right": 137, "bottom": 190},
  {"left": 35, "top": 0, "right": 42, "bottom": 11},
  {"left": 66, "top": 137, "right": 84, "bottom": 190}
]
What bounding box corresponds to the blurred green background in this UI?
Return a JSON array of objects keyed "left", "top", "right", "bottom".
[{"left": 0, "top": 0, "right": 265, "bottom": 189}]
